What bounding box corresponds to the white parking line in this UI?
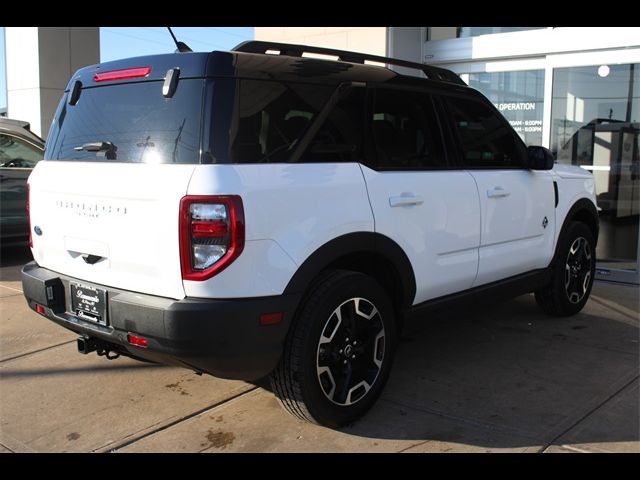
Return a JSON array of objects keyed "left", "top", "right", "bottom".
[{"left": 0, "top": 284, "right": 23, "bottom": 293}]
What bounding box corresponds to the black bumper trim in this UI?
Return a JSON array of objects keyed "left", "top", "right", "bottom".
[{"left": 21, "top": 262, "right": 300, "bottom": 380}]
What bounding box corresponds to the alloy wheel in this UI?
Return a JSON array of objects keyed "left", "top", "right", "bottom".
[{"left": 316, "top": 297, "right": 386, "bottom": 406}]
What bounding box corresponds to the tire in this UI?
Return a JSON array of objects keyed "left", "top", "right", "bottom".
[
  {"left": 535, "top": 221, "right": 596, "bottom": 317},
  {"left": 270, "top": 269, "right": 397, "bottom": 428}
]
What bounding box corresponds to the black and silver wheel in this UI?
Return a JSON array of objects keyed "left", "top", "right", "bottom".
[
  {"left": 564, "top": 236, "right": 593, "bottom": 305},
  {"left": 316, "top": 297, "right": 386, "bottom": 407},
  {"left": 270, "top": 270, "right": 397, "bottom": 427},
  {"left": 535, "top": 221, "right": 596, "bottom": 316}
]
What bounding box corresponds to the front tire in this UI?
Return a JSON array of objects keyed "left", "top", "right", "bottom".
[
  {"left": 270, "top": 270, "right": 397, "bottom": 428},
  {"left": 535, "top": 221, "right": 596, "bottom": 317}
]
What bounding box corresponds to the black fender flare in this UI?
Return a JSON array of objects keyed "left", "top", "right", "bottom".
[
  {"left": 553, "top": 197, "right": 599, "bottom": 263},
  {"left": 283, "top": 232, "right": 416, "bottom": 308}
]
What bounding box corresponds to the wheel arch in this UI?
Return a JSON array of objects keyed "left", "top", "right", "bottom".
[
  {"left": 283, "top": 232, "right": 416, "bottom": 311},
  {"left": 554, "top": 197, "right": 599, "bottom": 263}
]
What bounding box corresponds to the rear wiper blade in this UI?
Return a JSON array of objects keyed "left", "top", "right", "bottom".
[{"left": 74, "top": 141, "right": 117, "bottom": 159}]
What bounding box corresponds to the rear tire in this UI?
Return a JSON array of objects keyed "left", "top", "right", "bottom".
[
  {"left": 535, "top": 221, "right": 596, "bottom": 317},
  {"left": 270, "top": 270, "right": 397, "bottom": 428}
]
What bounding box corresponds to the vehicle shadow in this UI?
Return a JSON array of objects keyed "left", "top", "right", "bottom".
[
  {"left": 259, "top": 294, "right": 639, "bottom": 449},
  {"left": 0, "top": 245, "right": 33, "bottom": 282}
]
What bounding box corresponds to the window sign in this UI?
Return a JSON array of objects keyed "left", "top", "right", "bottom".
[{"left": 467, "top": 70, "right": 545, "bottom": 146}]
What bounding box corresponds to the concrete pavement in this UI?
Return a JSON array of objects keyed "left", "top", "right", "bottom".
[{"left": 1, "top": 245, "right": 638, "bottom": 453}]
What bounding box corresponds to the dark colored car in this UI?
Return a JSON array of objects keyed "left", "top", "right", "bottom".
[{"left": 0, "top": 118, "right": 45, "bottom": 246}]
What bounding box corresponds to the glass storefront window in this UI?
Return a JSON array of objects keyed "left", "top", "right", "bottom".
[
  {"left": 456, "top": 27, "right": 545, "bottom": 38},
  {"left": 551, "top": 64, "right": 640, "bottom": 274},
  {"left": 467, "top": 70, "right": 545, "bottom": 146}
]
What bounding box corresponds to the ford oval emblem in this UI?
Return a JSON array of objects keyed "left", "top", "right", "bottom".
[{"left": 34, "top": 225, "right": 43, "bottom": 236}]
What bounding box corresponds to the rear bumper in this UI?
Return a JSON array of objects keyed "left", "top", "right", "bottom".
[{"left": 21, "top": 261, "right": 300, "bottom": 380}]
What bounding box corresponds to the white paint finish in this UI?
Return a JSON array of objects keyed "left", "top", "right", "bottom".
[
  {"left": 183, "top": 239, "right": 298, "bottom": 298},
  {"left": 29, "top": 161, "right": 196, "bottom": 300},
  {"left": 186, "top": 162, "right": 374, "bottom": 288},
  {"left": 553, "top": 163, "right": 595, "bottom": 180},
  {"left": 360, "top": 165, "right": 480, "bottom": 304},
  {"left": 551, "top": 167, "right": 598, "bottom": 248},
  {"left": 470, "top": 170, "right": 556, "bottom": 285}
]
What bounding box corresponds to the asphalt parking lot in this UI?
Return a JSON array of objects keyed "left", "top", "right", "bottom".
[{"left": 1, "top": 245, "right": 638, "bottom": 453}]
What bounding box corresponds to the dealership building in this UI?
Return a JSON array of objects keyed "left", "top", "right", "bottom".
[
  {"left": 3, "top": 27, "right": 639, "bottom": 284},
  {"left": 256, "top": 27, "right": 640, "bottom": 285}
]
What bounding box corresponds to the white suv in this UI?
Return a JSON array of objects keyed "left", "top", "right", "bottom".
[{"left": 22, "top": 41, "right": 599, "bottom": 427}]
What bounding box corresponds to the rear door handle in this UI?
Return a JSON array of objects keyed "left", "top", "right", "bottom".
[
  {"left": 389, "top": 193, "right": 424, "bottom": 207},
  {"left": 487, "top": 186, "right": 510, "bottom": 198}
]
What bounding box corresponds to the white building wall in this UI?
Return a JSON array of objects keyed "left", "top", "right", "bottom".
[
  {"left": 255, "top": 27, "right": 388, "bottom": 57},
  {"left": 5, "top": 27, "right": 99, "bottom": 138}
]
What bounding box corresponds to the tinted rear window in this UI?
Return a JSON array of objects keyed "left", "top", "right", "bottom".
[
  {"left": 46, "top": 79, "right": 204, "bottom": 163},
  {"left": 208, "top": 79, "right": 335, "bottom": 164}
]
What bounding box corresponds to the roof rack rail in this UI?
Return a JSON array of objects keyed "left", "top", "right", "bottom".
[{"left": 232, "top": 40, "right": 466, "bottom": 86}]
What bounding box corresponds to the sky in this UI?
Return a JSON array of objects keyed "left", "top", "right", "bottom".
[{"left": 0, "top": 27, "right": 254, "bottom": 111}]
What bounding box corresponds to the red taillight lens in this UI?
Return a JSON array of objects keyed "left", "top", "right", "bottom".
[
  {"left": 179, "top": 196, "right": 245, "bottom": 281},
  {"left": 93, "top": 67, "right": 151, "bottom": 82},
  {"left": 27, "top": 182, "right": 32, "bottom": 248},
  {"left": 127, "top": 334, "right": 148, "bottom": 348},
  {"left": 191, "top": 220, "right": 228, "bottom": 238},
  {"left": 35, "top": 303, "right": 45, "bottom": 315}
]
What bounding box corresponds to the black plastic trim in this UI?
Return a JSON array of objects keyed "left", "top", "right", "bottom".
[
  {"left": 556, "top": 197, "right": 600, "bottom": 251},
  {"left": 21, "top": 262, "right": 300, "bottom": 380},
  {"left": 283, "top": 232, "right": 417, "bottom": 308},
  {"left": 553, "top": 181, "right": 559, "bottom": 208},
  {"left": 405, "top": 268, "right": 552, "bottom": 319},
  {"left": 232, "top": 40, "right": 466, "bottom": 86}
]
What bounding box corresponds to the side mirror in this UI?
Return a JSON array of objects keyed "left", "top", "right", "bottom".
[{"left": 526, "top": 146, "right": 554, "bottom": 170}]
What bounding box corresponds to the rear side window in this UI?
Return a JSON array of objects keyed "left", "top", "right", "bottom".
[
  {"left": 445, "top": 95, "right": 527, "bottom": 168},
  {"left": 225, "top": 80, "right": 335, "bottom": 163},
  {"left": 300, "top": 87, "right": 365, "bottom": 163},
  {"left": 46, "top": 79, "right": 204, "bottom": 163},
  {"left": 371, "top": 88, "right": 445, "bottom": 170}
]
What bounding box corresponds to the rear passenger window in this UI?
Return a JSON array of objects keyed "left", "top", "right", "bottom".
[
  {"left": 227, "top": 80, "right": 333, "bottom": 164},
  {"left": 371, "top": 88, "right": 445, "bottom": 170},
  {"left": 301, "top": 87, "right": 365, "bottom": 163},
  {"left": 445, "top": 95, "right": 527, "bottom": 168}
]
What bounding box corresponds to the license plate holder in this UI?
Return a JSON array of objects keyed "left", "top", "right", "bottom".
[{"left": 70, "top": 283, "right": 108, "bottom": 325}]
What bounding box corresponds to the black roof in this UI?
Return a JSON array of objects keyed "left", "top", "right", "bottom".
[{"left": 67, "top": 41, "right": 471, "bottom": 94}]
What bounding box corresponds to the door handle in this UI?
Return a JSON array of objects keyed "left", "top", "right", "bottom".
[
  {"left": 389, "top": 193, "right": 424, "bottom": 207},
  {"left": 487, "top": 186, "right": 510, "bottom": 198}
]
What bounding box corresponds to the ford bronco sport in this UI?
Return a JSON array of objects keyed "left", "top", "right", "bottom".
[{"left": 22, "top": 41, "right": 599, "bottom": 427}]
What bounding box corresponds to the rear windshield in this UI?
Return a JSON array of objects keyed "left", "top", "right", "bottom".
[{"left": 46, "top": 79, "right": 204, "bottom": 163}]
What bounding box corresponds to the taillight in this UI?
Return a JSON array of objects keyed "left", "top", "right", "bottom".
[
  {"left": 127, "top": 334, "right": 148, "bottom": 348},
  {"left": 179, "top": 195, "right": 245, "bottom": 281},
  {"left": 27, "top": 182, "right": 32, "bottom": 248},
  {"left": 93, "top": 67, "right": 151, "bottom": 82}
]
